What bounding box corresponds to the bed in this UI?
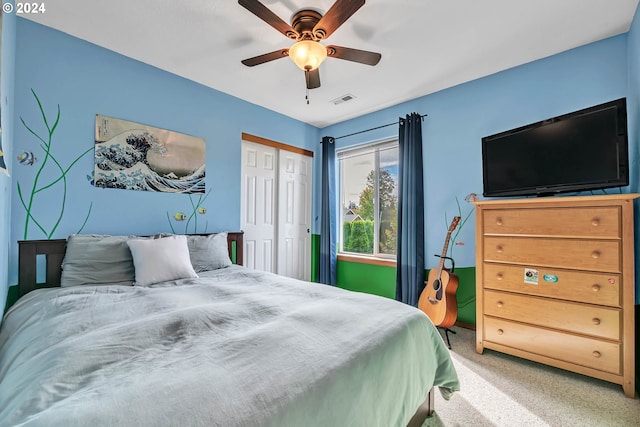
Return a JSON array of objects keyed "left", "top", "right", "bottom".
[{"left": 0, "top": 232, "right": 459, "bottom": 427}]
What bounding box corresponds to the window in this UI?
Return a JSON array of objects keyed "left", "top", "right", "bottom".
[{"left": 338, "top": 139, "right": 399, "bottom": 258}]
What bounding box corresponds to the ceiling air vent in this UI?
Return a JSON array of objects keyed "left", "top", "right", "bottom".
[{"left": 331, "top": 94, "right": 356, "bottom": 105}]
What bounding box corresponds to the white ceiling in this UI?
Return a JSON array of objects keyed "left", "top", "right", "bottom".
[{"left": 23, "top": 0, "right": 640, "bottom": 128}]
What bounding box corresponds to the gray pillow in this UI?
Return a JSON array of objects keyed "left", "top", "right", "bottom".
[
  {"left": 61, "top": 234, "right": 136, "bottom": 287},
  {"left": 187, "top": 233, "right": 232, "bottom": 272}
]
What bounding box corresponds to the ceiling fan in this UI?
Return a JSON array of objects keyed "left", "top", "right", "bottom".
[{"left": 238, "top": 0, "right": 381, "bottom": 91}]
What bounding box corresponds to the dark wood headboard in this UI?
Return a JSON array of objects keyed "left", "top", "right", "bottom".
[{"left": 18, "top": 232, "right": 244, "bottom": 297}]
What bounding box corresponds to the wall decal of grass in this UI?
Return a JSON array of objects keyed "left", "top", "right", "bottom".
[
  {"left": 167, "top": 187, "right": 212, "bottom": 234},
  {"left": 17, "top": 89, "right": 93, "bottom": 239},
  {"left": 445, "top": 195, "right": 475, "bottom": 261}
]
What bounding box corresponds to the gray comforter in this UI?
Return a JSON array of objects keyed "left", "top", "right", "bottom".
[{"left": 0, "top": 266, "right": 459, "bottom": 426}]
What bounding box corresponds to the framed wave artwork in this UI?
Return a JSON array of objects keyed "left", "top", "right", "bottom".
[{"left": 94, "top": 115, "right": 206, "bottom": 194}]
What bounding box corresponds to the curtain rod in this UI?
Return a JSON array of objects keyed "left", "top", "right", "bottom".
[{"left": 326, "top": 113, "right": 427, "bottom": 141}]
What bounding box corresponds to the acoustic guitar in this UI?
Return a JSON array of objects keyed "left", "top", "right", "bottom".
[{"left": 418, "top": 216, "right": 460, "bottom": 328}]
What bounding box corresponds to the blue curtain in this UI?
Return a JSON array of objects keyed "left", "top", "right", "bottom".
[
  {"left": 319, "top": 136, "right": 337, "bottom": 285},
  {"left": 396, "top": 113, "right": 425, "bottom": 306}
]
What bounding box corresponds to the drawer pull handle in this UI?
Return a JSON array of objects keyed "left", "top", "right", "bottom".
[
  {"left": 496, "top": 273, "right": 504, "bottom": 281},
  {"left": 592, "top": 318, "right": 601, "bottom": 325},
  {"left": 592, "top": 284, "right": 601, "bottom": 292},
  {"left": 592, "top": 218, "right": 600, "bottom": 227},
  {"left": 591, "top": 251, "right": 600, "bottom": 259},
  {"left": 496, "top": 301, "right": 504, "bottom": 308},
  {"left": 496, "top": 218, "right": 503, "bottom": 226},
  {"left": 592, "top": 351, "right": 601, "bottom": 358},
  {"left": 496, "top": 245, "right": 503, "bottom": 253},
  {"left": 497, "top": 329, "right": 504, "bottom": 335}
]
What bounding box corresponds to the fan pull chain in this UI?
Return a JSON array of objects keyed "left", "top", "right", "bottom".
[{"left": 304, "top": 69, "right": 311, "bottom": 105}]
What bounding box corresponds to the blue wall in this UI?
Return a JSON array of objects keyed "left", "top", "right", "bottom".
[
  {"left": 630, "top": 7, "right": 640, "bottom": 183},
  {"left": 628, "top": 4, "right": 640, "bottom": 304},
  {"left": 1, "top": 3, "right": 17, "bottom": 313},
  {"left": 7, "top": 18, "right": 319, "bottom": 287},
  {"left": 323, "top": 35, "right": 630, "bottom": 274}
]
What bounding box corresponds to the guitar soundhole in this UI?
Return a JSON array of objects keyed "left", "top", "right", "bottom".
[{"left": 428, "top": 279, "right": 443, "bottom": 303}]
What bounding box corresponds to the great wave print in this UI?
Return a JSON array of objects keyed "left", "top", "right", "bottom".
[{"left": 94, "top": 115, "right": 205, "bottom": 194}]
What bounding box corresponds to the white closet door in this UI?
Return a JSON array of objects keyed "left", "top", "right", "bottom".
[
  {"left": 241, "top": 138, "right": 312, "bottom": 281},
  {"left": 277, "top": 151, "right": 312, "bottom": 281},
  {"left": 241, "top": 141, "right": 277, "bottom": 273}
]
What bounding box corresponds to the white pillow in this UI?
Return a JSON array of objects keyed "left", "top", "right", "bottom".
[{"left": 127, "top": 235, "right": 198, "bottom": 286}]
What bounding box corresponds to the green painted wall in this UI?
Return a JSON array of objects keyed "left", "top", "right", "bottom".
[
  {"left": 452, "top": 267, "right": 476, "bottom": 325},
  {"left": 311, "top": 235, "right": 477, "bottom": 324},
  {"left": 336, "top": 259, "right": 476, "bottom": 325},
  {"left": 311, "top": 233, "right": 320, "bottom": 283},
  {"left": 337, "top": 259, "right": 397, "bottom": 299}
]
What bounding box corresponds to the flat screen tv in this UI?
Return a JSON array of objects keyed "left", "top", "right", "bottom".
[{"left": 482, "top": 98, "right": 629, "bottom": 197}]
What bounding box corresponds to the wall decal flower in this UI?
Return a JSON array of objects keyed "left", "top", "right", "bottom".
[{"left": 166, "top": 188, "right": 212, "bottom": 234}]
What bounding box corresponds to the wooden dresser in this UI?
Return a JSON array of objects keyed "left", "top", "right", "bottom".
[{"left": 473, "top": 194, "right": 637, "bottom": 397}]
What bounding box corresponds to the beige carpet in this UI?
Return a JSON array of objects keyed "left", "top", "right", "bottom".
[{"left": 423, "top": 327, "right": 640, "bottom": 427}]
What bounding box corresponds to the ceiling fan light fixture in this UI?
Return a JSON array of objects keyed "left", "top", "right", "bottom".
[{"left": 289, "top": 40, "right": 327, "bottom": 70}]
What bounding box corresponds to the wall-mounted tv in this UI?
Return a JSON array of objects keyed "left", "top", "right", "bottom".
[{"left": 482, "top": 98, "right": 629, "bottom": 197}]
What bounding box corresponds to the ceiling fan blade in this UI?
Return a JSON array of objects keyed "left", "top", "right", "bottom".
[
  {"left": 327, "top": 45, "right": 381, "bottom": 66},
  {"left": 241, "top": 49, "right": 289, "bottom": 67},
  {"left": 238, "top": 0, "right": 298, "bottom": 39},
  {"left": 313, "top": 0, "right": 365, "bottom": 40},
  {"left": 305, "top": 68, "right": 321, "bottom": 89}
]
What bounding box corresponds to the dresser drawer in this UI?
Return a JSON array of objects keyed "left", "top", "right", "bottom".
[
  {"left": 484, "top": 290, "right": 621, "bottom": 340},
  {"left": 483, "top": 263, "right": 621, "bottom": 307},
  {"left": 483, "top": 207, "right": 620, "bottom": 238},
  {"left": 483, "top": 236, "right": 620, "bottom": 273},
  {"left": 484, "top": 317, "right": 621, "bottom": 375}
]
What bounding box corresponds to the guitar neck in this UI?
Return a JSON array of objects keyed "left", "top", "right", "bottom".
[
  {"left": 437, "top": 231, "right": 453, "bottom": 272},
  {"left": 436, "top": 216, "right": 460, "bottom": 275}
]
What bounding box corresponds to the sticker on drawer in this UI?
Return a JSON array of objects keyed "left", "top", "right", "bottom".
[
  {"left": 543, "top": 274, "right": 558, "bottom": 283},
  {"left": 524, "top": 268, "right": 539, "bottom": 285}
]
